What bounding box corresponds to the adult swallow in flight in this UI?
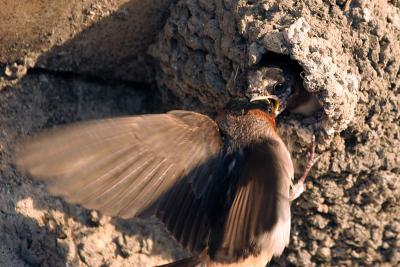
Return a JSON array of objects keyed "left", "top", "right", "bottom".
[{"left": 16, "top": 65, "right": 318, "bottom": 267}]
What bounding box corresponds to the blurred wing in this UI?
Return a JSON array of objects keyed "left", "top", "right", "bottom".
[
  {"left": 215, "top": 139, "right": 293, "bottom": 262},
  {"left": 154, "top": 177, "right": 214, "bottom": 253},
  {"left": 17, "top": 110, "right": 222, "bottom": 219}
]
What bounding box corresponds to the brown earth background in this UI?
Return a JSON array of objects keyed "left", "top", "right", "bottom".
[{"left": 0, "top": 0, "right": 399, "bottom": 266}]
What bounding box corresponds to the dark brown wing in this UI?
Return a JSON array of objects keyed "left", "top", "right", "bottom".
[
  {"left": 214, "top": 139, "right": 293, "bottom": 262},
  {"left": 155, "top": 177, "right": 213, "bottom": 253},
  {"left": 16, "top": 110, "right": 222, "bottom": 219}
]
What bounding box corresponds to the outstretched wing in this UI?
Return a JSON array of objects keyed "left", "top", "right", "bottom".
[
  {"left": 17, "top": 110, "right": 222, "bottom": 219},
  {"left": 213, "top": 139, "right": 293, "bottom": 262}
]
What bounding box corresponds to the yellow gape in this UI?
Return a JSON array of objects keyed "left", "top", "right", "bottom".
[{"left": 249, "top": 95, "right": 281, "bottom": 115}]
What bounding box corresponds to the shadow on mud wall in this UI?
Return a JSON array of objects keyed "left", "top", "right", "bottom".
[
  {"left": 0, "top": 70, "right": 161, "bottom": 266},
  {"left": 0, "top": 1, "right": 187, "bottom": 266},
  {"left": 36, "top": 0, "right": 173, "bottom": 83}
]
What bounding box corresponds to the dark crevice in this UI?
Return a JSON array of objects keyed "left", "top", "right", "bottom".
[
  {"left": 27, "top": 66, "right": 152, "bottom": 88},
  {"left": 22, "top": 66, "right": 165, "bottom": 127},
  {"left": 256, "top": 51, "right": 303, "bottom": 74},
  {"left": 340, "top": 128, "right": 358, "bottom": 154}
]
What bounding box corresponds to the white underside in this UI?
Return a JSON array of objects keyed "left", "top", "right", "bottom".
[{"left": 209, "top": 216, "right": 291, "bottom": 267}]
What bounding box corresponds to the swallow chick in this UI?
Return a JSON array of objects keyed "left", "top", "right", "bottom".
[
  {"left": 16, "top": 67, "right": 318, "bottom": 267},
  {"left": 247, "top": 63, "right": 321, "bottom": 116}
]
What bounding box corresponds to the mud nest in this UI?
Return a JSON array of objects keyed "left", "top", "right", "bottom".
[{"left": 149, "top": 1, "right": 400, "bottom": 266}]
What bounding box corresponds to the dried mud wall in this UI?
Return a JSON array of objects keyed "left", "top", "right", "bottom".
[
  {"left": 0, "top": 0, "right": 399, "bottom": 266},
  {"left": 0, "top": 0, "right": 173, "bottom": 84},
  {"left": 150, "top": 1, "right": 400, "bottom": 266}
]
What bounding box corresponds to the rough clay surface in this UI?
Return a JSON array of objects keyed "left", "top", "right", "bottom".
[
  {"left": 0, "top": 0, "right": 400, "bottom": 267},
  {"left": 0, "top": 72, "right": 187, "bottom": 267},
  {"left": 0, "top": 0, "right": 173, "bottom": 83},
  {"left": 150, "top": 0, "right": 400, "bottom": 266}
]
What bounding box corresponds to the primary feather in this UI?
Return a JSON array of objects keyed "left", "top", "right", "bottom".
[{"left": 17, "top": 110, "right": 222, "bottom": 219}]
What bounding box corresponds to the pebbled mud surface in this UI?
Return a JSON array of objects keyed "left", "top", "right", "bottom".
[
  {"left": 150, "top": 0, "right": 400, "bottom": 266},
  {"left": 0, "top": 0, "right": 173, "bottom": 84},
  {"left": 0, "top": 71, "right": 188, "bottom": 267},
  {"left": 0, "top": 0, "right": 399, "bottom": 266}
]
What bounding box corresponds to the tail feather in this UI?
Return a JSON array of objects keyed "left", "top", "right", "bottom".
[{"left": 157, "top": 255, "right": 202, "bottom": 267}]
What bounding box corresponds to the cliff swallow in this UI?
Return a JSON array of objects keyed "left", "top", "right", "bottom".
[{"left": 16, "top": 67, "right": 318, "bottom": 267}]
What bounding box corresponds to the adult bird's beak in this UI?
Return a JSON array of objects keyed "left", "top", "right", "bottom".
[{"left": 250, "top": 95, "right": 281, "bottom": 116}]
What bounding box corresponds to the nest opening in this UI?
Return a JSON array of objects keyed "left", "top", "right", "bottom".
[{"left": 248, "top": 51, "right": 321, "bottom": 117}]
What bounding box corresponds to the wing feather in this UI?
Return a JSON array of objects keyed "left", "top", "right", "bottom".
[
  {"left": 154, "top": 178, "right": 213, "bottom": 253},
  {"left": 17, "top": 111, "right": 222, "bottom": 219},
  {"left": 214, "top": 139, "right": 293, "bottom": 262}
]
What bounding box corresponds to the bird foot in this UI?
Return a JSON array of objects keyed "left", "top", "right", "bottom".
[{"left": 290, "top": 135, "right": 320, "bottom": 201}]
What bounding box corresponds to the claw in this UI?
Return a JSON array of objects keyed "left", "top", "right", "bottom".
[
  {"left": 299, "top": 134, "right": 318, "bottom": 183},
  {"left": 290, "top": 134, "right": 319, "bottom": 201}
]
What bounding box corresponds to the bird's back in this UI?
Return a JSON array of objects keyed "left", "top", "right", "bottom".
[{"left": 203, "top": 108, "right": 294, "bottom": 266}]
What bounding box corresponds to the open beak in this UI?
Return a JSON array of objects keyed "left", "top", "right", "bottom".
[{"left": 250, "top": 95, "right": 281, "bottom": 115}]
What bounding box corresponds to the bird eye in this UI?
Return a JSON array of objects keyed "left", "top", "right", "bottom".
[{"left": 274, "top": 82, "right": 286, "bottom": 93}]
